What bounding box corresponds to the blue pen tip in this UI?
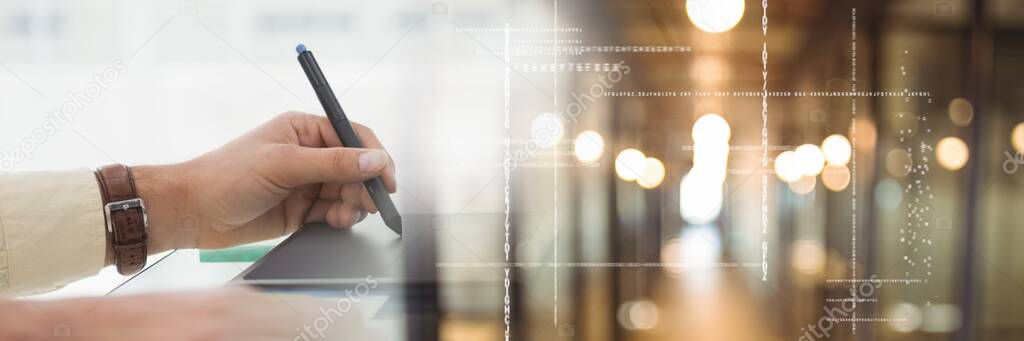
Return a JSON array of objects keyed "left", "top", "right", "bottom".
[{"left": 295, "top": 44, "right": 307, "bottom": 54}]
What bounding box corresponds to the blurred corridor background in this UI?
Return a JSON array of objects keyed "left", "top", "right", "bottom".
[{"left": 2, "top": 0, "right": 1024, "bottom": 340}]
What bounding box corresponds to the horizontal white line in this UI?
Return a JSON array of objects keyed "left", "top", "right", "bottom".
[
  {"left": 680, "top": 145, "right": 795, "bottom": 151},
  {"left": 436, "top": 262, "right": 760, "bottom": 268},
  {"left": 827, "top": 318, "right": 907, "bottom": 322},
  {"left": 824, "top": 298, "right": 879, "bottom": 302},
  {"left": 825, "top": 278, "right": 925, "bottom": 284}
]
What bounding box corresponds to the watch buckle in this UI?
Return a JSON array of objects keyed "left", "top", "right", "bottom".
[{"left": 104, "top": 198, "right": 148, "bottom": 233}]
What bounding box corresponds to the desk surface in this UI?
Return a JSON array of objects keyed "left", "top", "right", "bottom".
[{"left": 107, "top": 246, "right": 410, "bottom": 340}]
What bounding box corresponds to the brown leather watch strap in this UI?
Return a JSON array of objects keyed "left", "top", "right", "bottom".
[{"left": 95, "top": 164, "right": 148, "bottom": 275}]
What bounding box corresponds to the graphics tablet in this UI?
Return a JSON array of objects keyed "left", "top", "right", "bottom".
[{"left": 233, "top": 213, "right": 442, "bottom": 287}]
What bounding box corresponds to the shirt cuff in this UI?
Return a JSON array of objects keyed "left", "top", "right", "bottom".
[{"left": 0, "top": 168, "right": 107, "bottom": 296}]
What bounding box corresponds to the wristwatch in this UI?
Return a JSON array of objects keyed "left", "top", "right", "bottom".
[{"left": 95, "top": 164, "right": 148, "bottom": 275}]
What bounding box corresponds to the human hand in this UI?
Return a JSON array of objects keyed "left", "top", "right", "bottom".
[
  {"left": 133, "top": 112, "right": 397, "bottom": 252},
  {"left": 1, "top": 286, "right": 374, "bottom": 341}
]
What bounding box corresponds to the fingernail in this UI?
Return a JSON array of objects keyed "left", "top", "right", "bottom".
[
  {"left": 350, "top": 212, "right": 361, "bottom": 226},
  {"left": 358, "top": 150, "right": 387, "bottom": 172}
]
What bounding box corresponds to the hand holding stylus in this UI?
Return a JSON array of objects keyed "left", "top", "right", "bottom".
[
  {"left": 296, "top": 43, "right": 404, "bottom": 234},
  {"left": 130, "top": 112, "right": 397, "bottom": 254}
]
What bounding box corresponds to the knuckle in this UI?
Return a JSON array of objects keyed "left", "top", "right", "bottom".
[
  {"left": 352, "top": 122, "right": 378, "bottom": 139},
  {"left": 282, "top": 111, "right": 320, "bottom": 128},
  {"left": 269, "top": 144, "right": 300, "bottom": 161},
  {"left": 280, "top": 111, "right": 319, "bottom": 129},
  {"left": 325, "top": 149, "right": 357, "bottom": 173}
]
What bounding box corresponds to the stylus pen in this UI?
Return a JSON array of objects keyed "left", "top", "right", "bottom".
[{"left": 295, "top": 43, "right": 403, "bottom": 235}]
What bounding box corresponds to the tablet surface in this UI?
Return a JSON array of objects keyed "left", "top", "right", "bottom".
[{"left": 238, "top": 213, "right": 437, "bottom": 285}]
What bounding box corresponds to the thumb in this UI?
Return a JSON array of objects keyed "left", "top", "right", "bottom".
[{"left": 273, "top": 146, "right": 390, "bottom": 187}]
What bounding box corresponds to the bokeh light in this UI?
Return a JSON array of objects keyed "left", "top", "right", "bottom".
[
  {"left": 887, "top": 302, "right": 924, "bottom": 333},
  {"left": 615, "top": 148, "right": 647, "bottom": 181},
  {"left": 788, "top": 175, "right": 816, "bottom": 195},
  {"left": 795, "top": 144, "right": 826, "bottom": 176},
  {"left": 680, "top": 170, "right": 724, "bottom": 224},
  {"left": 821, "top": 165, "right": 851, "bottom": 192},
  {"left": 821, "top": 134, "right": 852, "bottom": 166},
  {"left": 617, "top": 300, "right": 660, "bottom": 331},
  {"left": 891, "top": 111, "right": 920, "bottom": 138},
  {"left": 692, "top": 113, "right": 731, "bottom": 144},
  {"left": 885, "top": 149, "right": 912, "bottom": 177},
  {"left": 875, "top": 178, "right": 904, "bottom": 210},
  {"left": 660, "top": 238, "right": 684, "bottom": 276},
  {"left": 685, "top": 0, "right": 745, "bottom": 33},
  {"left": 948, "top": 97, "right": 974, "bottom": 127},
  {"left": 852, "top": 117, "right": 878, "bottom": 152},
  {"left": 774, "top": 150, "right": 802, "bottom": 183},
  {"left": 681, "top": 113, "right": 730, "bottom": 223},
  {"left": 529, "top": 112, "right": 564, "bottom": 148},
  {"left": 791, "top": 240, "right": 826, "bottom": 275},
  {"left": 693, "top": 141, "right": 730, "bottom": 178},
  {"left": 638, "top": 157, "right": 666, "bottom": 189},
  {"left": 574, "top": 130, "right": 605, "bottom": 163},
  {"left": 1011, "top": 122, "right": 1024, "bottom": 153},
  {"left": 936, "top": 136, "right": 969, "bottom": 171}
]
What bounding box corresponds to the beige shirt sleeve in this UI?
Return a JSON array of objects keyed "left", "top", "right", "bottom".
[{"left": 0, "top": 168, "right": 107, "bottom": 296}]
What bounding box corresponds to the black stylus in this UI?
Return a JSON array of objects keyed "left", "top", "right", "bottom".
[{"left": 295, "top": 43, "right": 402, "bottom": 235}]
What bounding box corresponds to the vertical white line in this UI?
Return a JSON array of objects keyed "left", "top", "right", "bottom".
[
  {"left": 552, "top": 0, "right": 559, "bottom": 327},
  {"left": 760, "top": 0, "right": 769, "bottom": 283},
  {"left": 503, "top": 22, "right": 513, "bottom": 341},
  {"left": 849, "top": 7, "right": 858, "bottom": 335}
]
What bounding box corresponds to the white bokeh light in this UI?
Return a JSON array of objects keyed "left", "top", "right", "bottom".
[
  {"left": 685, "top": 0, "right": 745, "bottom": 33},
  {"left": 679, "top": 169, "right": 724, "bottom": 224},
  {"left": 821, "top": 134, "right": 852, "bottom": 166},
  {"left": 936, "top": 136, "right": 969, "bottom": 171},
  {"left": 774, "top": 150, "right": 802, "bottom": 183},
  {"left": 615, "top": 148, "right": 647, "bottom": 182},
  {"left": 692, "top": 113, "right": 731, "bottom": 144},
  {"left": 638, "top": 157, "right": 666, "bottom": 189},
  {"left": 795, "top": 144, "right": 826, "bottom": 176},
  {"left": 788, "top": 175, "right": 816, "bottom": 195},
  {"left": 574, "top": 130, "right": 605, "bottom": 163}
]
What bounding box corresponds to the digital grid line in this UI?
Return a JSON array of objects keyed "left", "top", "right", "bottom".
[
  {"left": 850, "top": 7, "right": 859, "bottom": 334},
  {"left": 760, "top": 0, "right": 770, "bottom": 283},
  {"left": 552, "top": 0, "right": 560, "bottom": 328},
  {"left": 436, "top": 262, "right": 762, "bottom": 269},
  {"left": 502, "top": 21, "right": 514, "bottom": 341}
]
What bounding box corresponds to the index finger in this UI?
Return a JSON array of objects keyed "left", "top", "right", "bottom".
[{"left": 292, "top": 113, "right": 397, "bottom": 192}]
